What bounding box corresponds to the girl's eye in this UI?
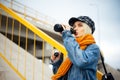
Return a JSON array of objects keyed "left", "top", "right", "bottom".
[{"left": 78, "top": 23, "right": 83, "bottom": 27}]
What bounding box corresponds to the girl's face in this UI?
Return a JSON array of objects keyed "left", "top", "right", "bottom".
[{"left": 73, "top": 21, "right": 85, "bottom": 38}]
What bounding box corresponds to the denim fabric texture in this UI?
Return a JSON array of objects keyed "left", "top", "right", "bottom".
[{"left": 52, "top": 30, "right": 100, "bottom": 80}]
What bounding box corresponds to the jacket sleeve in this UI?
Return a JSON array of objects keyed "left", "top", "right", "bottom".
[{"left": 62, "top": 30, "right": 100, "bottom": 69}]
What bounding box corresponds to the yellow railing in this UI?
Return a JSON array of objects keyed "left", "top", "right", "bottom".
[
  {"left": 0, "top": 3, "right": 67, "bottom": 80},
  {"left": 0, "top": 3, "right": 103, "bottom": 80},
  {"left": 0, "top": 3, "right": 67, "bottom": 55}
]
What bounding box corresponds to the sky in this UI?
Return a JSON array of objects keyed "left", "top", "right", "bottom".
[{"left": 12, "top": 0, "right": 120, "bottom": 69}]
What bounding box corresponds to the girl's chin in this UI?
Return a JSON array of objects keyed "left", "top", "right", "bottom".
[
  {"left": 75, "top": 35, "right": 79, "bottom": 38},
  {"left": 75, "top": 35, "right": 82, "bottom": 38}
]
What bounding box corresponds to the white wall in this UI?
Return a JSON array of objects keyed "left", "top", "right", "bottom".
[{"left": 0, "top": 33, "right": 53, "bottom": 80}]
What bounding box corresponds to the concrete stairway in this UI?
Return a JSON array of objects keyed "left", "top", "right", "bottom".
[{"left": 0, "top": 33, "right": 53, "bottom": 80}]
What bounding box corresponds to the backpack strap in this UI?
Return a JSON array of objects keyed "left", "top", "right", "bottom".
[{"left": 100, "top": 52, "right": 108, "bottom": 74}]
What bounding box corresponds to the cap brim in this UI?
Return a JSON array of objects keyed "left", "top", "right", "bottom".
[{"left": 69, "top": 17, "right": 80, "bottom": 26}]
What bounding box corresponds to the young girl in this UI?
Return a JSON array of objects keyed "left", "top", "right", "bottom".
[{"left": 51, "top": 16, "right": 100, "bottom": 80}]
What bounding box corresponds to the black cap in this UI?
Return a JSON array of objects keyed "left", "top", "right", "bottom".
[{"left": 68, "top": 16, "right": 95, "bottom": 34}]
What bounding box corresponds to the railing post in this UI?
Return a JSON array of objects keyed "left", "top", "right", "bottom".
[
  {"left": 17, "top": 23, "right": 21, "bottom": 70},
  {"left": 32, "top": 34, "right": 36, "bottom": 80},
  {"left": 0, "top": 12, "right": 2, "bottom": 29},
  {"left": 24, "top": 28, "right": 28, "bottom": 78},
  {"left": 4, "top": 16, "right": 8, "bottom": 56},
  {"left": 10, "top": 19, "right": 14, "bottom": 62},
  {"left": 24, "top": 6, "right": 26, "bottom": 19},
  {"left": 10, "top": 0, "right": 13, "bottom": 9},
  {"left": 42, "top": 40, "right": 45, "bottom": 80}
]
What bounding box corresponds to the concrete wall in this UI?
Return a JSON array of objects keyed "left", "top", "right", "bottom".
[
  {"left": 0, "top": 58, "right": 21, "bottom": 80},
  {"left": 0, "top": 33, "right": 53, "bottom": 80}
]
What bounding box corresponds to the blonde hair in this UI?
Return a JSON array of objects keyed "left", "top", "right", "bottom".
[{"left": 83, "top": 23, "right": 92, "bottom": 35}]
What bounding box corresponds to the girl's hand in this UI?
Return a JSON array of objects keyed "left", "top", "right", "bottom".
[
  {"left": 51, "top": 49, "right": 61, "bottom": 62},
  {"left": 62, "top": 25, "right": 70, "bottom": 31}
]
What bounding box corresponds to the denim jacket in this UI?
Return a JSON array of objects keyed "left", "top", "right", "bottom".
[{"left": 52, "top": 30, "right": 100, "bottom": 80}]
